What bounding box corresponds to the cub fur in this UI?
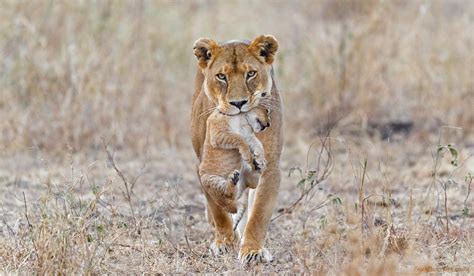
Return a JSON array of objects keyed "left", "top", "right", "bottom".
[{"left": 198, "top": 105, "right": 270, "bottom": 214}]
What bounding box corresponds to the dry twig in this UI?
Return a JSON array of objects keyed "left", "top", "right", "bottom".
[
  {"left": 103, "top": 140, "right": 146, "bottom": 223},
  {"left": 271, "top": 127, "right": 333, "bottom": 222}
]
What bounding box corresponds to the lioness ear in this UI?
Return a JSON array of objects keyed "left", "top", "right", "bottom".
[
  {"left": 248, "top": 35, "right": 278, "bottom": 64},
  {"left": 193, "top": 38, "right": 220, "bottom": 69}
]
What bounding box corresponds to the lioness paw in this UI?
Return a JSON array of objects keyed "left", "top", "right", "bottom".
[
  {"left": 210, "top": 231, "right": 239, "bottom": 256},
  {"left": 210, "top": 240, "right": 233, "bottom": 256},
  {"left": 239, "top": 247, "right": 273, "bottom": 265}
]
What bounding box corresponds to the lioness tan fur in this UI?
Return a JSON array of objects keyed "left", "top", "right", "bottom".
[
  {"left": 191, "top": 35, "right": 282, "bottom": 264},
  {"left": 199, "top": 106, "right": 270, "bottom": 214}
]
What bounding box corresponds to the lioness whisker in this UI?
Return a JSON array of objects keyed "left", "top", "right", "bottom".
[{"left": 198, "top": 107, "right": 216, "bottom": 119}]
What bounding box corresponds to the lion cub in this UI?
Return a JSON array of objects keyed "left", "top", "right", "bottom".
[{"left": 199, "top": 107, "right": 270, "bottom": 214}]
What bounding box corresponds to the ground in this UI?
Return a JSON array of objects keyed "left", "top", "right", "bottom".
[{"left": 1, "top": 129, "right": 473, "bottom": 273}]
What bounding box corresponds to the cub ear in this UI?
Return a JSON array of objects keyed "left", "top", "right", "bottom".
[
  {"left": 193, "top": 38, "right": 220, "bottom": 69},
  {"left": 248, "top": 35, "right": 279, "bottom": 64}
]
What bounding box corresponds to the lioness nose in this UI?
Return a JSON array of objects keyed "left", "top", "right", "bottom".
[{"left": 230, "top": 100, "right": 248, "bottom": 109}]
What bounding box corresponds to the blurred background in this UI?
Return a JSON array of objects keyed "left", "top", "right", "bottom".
[
  {"left": 1, "top": 0, "right": 472, "bottom": 155},
  {"left": 1, "top": 1, "right": 473, "bottom": 273}
]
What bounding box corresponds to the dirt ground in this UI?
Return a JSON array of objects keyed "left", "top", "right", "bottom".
[{"left": 1, "top": 129, "right": 473, "bottom": 273}]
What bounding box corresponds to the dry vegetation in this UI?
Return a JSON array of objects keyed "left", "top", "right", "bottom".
[{"left": 1, "top": 0, "right": 473, "bottom": 274}]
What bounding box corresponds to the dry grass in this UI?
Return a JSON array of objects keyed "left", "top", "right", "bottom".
[{"left": 1, "top": 0, "right": 473, "bottom": 274}]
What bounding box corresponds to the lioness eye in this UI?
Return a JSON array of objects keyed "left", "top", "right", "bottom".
[
  {"left": 246, "top": 70, "right": 257, "bottom": 80},
  {"left": 216, "top": 73, "right": 226, "bottom": 81}
]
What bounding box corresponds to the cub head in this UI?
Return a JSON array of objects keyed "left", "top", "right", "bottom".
[{"left": 193, "top": 35, "right": 278, "bottom": 115}]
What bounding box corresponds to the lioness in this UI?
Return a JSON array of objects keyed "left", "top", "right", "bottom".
[
  {"left": 199, "top": 105, "right": 270, "bottom": 214},
  {"left": 191, "top": 35, "right": 282, "bottom": 264}
]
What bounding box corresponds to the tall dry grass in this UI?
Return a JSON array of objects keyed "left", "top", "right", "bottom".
[{"left": 1, "top": 0, "right": 472, "bottom": 154}]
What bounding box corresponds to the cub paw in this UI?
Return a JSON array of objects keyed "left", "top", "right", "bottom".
[
  {"left": 252, "top": 155, "right": 267, "bottom": 172},
  {"left": 229, "top": 170, "right": 240, "bottom": 185},
  {"left": 239, "top": 247, "right": 273, "bottom": 265}
]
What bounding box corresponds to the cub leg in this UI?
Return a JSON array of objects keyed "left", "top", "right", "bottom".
[
  {"left": 232, "top": 188, "right": 248, "bottom": 234},
  {"left": 234, "top": 165, "right": 261, "bottom": 238},
  {"left": 248, "top": 137, "right": 267, "bottom": 172},
  {"left": 200, "top": 170, "right": 240, "bottom": 213}
]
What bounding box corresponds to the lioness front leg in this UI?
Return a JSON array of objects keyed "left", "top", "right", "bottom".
[
  {"left": 203, "top": 189, "right": 239, "bottom": 256},
  {"left": 201, "top": 171, "right": 242, "bottom": 255},
  {"left": 239, "top": 166, "right": 280, "bottom": 264}
]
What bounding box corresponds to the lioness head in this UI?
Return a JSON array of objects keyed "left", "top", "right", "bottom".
[{"left": 193, "top": 35, "right": 278, "bottom": 115}]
